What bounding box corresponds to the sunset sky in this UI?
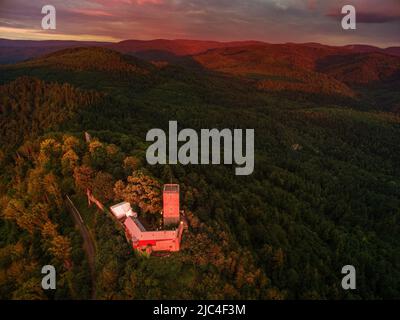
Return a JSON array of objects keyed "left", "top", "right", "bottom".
[{"left": 0, "top": 0, "right": 399, "bottom": 47}]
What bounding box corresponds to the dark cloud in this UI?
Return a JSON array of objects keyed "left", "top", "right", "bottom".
[
  {"left": 327, "top": 11, "right": 400, "bottom": 23},
  {"left": 359, "top": 13, "right": 400, "bottom": 23}
]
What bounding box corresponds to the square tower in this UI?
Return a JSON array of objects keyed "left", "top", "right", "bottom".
[{"left": 163, "top": 184, "right": 180, "bottom": 225}]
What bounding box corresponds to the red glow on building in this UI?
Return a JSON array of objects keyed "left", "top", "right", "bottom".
[
  {"left": 110, "top": 184, "right": 185, "bottom": 254},
  {"left": 163, "top": 184, "right": 180, "bottom": 225}
]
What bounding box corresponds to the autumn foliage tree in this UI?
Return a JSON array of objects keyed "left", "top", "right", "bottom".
[
  {"left": 73, "top": 165, "right": 95, "bottom": 193},
  {"left": 92, "top": 171, "right": 115, "bottom": 203},
  {"left": 114, "top": 170, "right": 161, "bottom": 214}
]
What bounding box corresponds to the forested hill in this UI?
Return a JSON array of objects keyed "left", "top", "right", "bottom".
[
  {"left": 0, "top": 46, "right": 399, "bottom": 299},
  {"left": 17, "top": 47, "right": 154, "bottom": 74}
]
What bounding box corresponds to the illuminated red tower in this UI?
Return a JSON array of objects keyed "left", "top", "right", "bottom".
[{"left": 163, "top": 184, "right": 180, "bottom": 225}]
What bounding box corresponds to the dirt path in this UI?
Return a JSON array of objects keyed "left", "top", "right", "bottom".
[{"left": 65, "top": 195, "right": 96, "bottom": 300}]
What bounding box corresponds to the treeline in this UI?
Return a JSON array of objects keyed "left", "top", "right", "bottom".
[
  {"left": 0, "top": 136, "right": 91, "bottom": 299},
  {"left": 0, "top": 76, "right": 102, "bottom": 152}
]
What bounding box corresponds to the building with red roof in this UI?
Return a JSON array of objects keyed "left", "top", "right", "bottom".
[{"left": 110, "top": 184, "right": 185, "bottom": 254}]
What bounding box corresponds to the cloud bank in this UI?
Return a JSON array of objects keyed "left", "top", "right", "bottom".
[{"left": 0, "top": 0, "right": 398, "bottom": 47}]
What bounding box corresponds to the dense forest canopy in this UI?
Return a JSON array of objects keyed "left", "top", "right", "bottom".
[{"left": 0, "top": 45, "right": 399, "bottom": 299}]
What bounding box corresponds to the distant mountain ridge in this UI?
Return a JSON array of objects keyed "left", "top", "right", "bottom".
[
  {"left": 189, "top": 43, "right": 400, "bottom": 100},
  {"left": 110, "top": 39, "right": 263, "bottom": 56},
  {"left": 0, "top": 38, "right": 399, "bottom": 65},
  {"left": 1, "top": 40, "right": 399, "bottom": 110},
  {"left": 0, "top": 39, "right": 263, "bottom": 64}
]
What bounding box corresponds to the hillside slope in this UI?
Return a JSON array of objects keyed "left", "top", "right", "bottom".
[{"left": 16, "top": 47, "right": 153, "bottom": 74}]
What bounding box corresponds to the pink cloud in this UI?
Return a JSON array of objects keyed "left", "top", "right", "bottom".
[
  {"left": 307, "top": 0, "right": 317, "bottom": 11},
  {"left": 135, "top": 0, "right": 164, "bottom": 4},
  {"left": 70, "top": 8, "right": 114, "bottom": 17},
  {"left": 89, "top": 0, "right": 164, "bottom": 5}
]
